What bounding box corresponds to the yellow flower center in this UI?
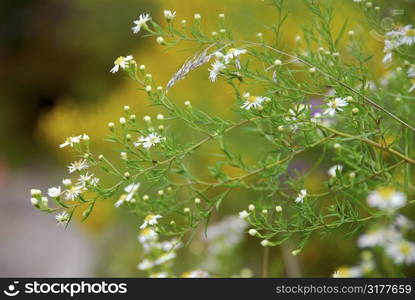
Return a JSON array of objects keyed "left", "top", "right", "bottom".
[
  {"left": 227, "top": 48, "right": 236, "bottom": 55},
  {"left": 400, "top": 242, "right": 411, "bottom": 255},
  {"left": 140, "top": 227, "right": 151, "bottom": 236},
  {"left": 378, "top": 187, "right": 395, "bottom": 198},
  {"left": 248, "top": 96, "right": 258, "bottom": 103},
  {"left": 114, "top": 56, "right": 125, "bottom": 65},
  {"left": 335, "top": 267, "right": 350, "bottom": 277},
  {"left": 145, "top": 215, "right": 154, "bottom": 222},
  {"left": 405, "top": 29, "right": 415, "bottom": 37}
]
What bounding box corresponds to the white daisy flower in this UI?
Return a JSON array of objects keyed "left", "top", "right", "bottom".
[
  {"left": 55, "top": 211, "right": 69, "bottom": 225},
  {"left": 239, "top": 210, "right": 250, "bottom": 219},
  {"left": 140, "top": 214, "right": 162, "bottom": 229},
  {"left": 154, "top": 252, "right": 176, "bottom": 265},
  {"left": 209, "top": 60, "right": 226, "bottom": 82},
  {"left": 357, "top": 226, "right": 401, "bottom": 248},
  {"left": 48, "top": 186, "right": 62, "bottom": 198},
  {"left": 110, "top": 55, "right": 134, "bottom": 73},
  {"left": 240, "top": 92, "right": 269, "bottom": 110},
  {"left": 132, "top": 13, "right": 151, "bottom": 34},
  {"left": 164, "top": 10, "right": 176, "bottom": 21},
  {"left": 59, "top": 135, "right": 82, "bottom": 148},
  {"left": 64, "top": 185, "right": 83, "bottom": 201},
  {"left": 399, "top": 25, "right": 415, "bottom": 46},
  {"left": 332, "top": 266, "right": 362, "bottom": 278},
  {"left": 224, "top": 48, "right": 247, "bottom": 64},
  {"left": 385, "top": 239, "right": 415, "bottom": 265},
  {"left": 68, "top": 159, "right": 88, "bottom": 174},
  {"left": 328, "top": 164, "right": 343, "bottom": 177},
  {"left": 138, "top": 228, "right": 158, "bottom": 244},
  {"left": 407, "top": 66, "right": 415, "bottom": 78},
  {"left": 324, "top": 97, "right": 348, "bottom": 116},
  {"left": 295, "top": 189, "right": 307, "bottom": 204},
  {"left": 137, "top": 259, "right": 154, "bottom": 271},
  {"left": 134, "top": 133, "right": 163, "bottom": 150},
  {"left": 367, "top": 187, "right": 407, "bottom": 210}
]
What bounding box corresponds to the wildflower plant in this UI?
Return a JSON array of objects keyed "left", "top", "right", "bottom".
[{"left": 31, "top": 0, "right": 415, "bottom": 276}]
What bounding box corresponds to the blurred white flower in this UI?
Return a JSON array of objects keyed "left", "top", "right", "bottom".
[
  {"left": 48, "top": 186, "right": 62, "bottom": 198},
  {"left": 137, "top": 259, "right": 154, "bottom": 270},
  {"left": 209, "top": 60, "right": 226, "bottom": 82},
  {"left": 385, "top": 239, "right": 415, "bottom": 265},
  {"left": 138, "top": 228, "right": 158, "bottom": 244},
  {"left": 367, "top": 188, "right": 406, "bottom": 210},
  {"left": 154, "top": 252, "right": 176, "bottom": 265},
  {"left": 59, "top": 135, "right": 82, "bottom": 148}
]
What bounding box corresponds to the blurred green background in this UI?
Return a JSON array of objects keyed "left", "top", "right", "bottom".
[{"left": 0, "top": 0, "right": 413, "bottom": 277}]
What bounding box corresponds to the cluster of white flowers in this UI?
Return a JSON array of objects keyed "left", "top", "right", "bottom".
[
  {"left": 383, "top": 25, "right": 415, "bottom": 64},
  {"left": 208, "top": 48, "right": 247, "bottom": 82}
]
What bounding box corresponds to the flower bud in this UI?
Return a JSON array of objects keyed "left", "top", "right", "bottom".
[
  {"left": 248, "top": 229, "right": 258, "bottom": 236},
  {"left": 261, "top": 240, "right": 270, "bottom": 247},
  {"left": 274, "top": 59, "right": 282, "bottom": 66},
  {"left": 142, "top": 195, "right": 149, "bottom": 201},
  {"left": 31, "top": 197, "right": 39, "bottom": 207},
  {"left": 275, "top": 206, "right": 283, "bottom": 213},
  {"left": 184, "top": 207, "right": 190, "bottom": 213},
  {"left": 248, "top": 204, "right": 255, "bottom": 211},
  {"left": 194, "top": 198, "right": 201, "bottom": 204},
  {"left": 156, "top": 36, "right": 166, "bottom": 45}
]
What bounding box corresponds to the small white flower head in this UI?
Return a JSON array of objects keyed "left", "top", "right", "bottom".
[
  {"left": 108, "top": 122, "right": 115, "bottom": 130},
  {"left": 145, "top": 85, "right": 152, "bottom": 92},
  {"left": 120, "top": 152, "right": 128, "bottom": 161},
  {"left": 156, "top": 114, "right": 164, "bottom": 120},
  {"left": 219, "top": 13, "right": 225, "bottom": 19},
  {"left": 137, "top": 259, "right": 154, "bottom": 271},
  {"left": 348, "top": 30, "right": 355, "bottom": 36},
  {"left": 156, "top": 36, "right": 165, "bottom": 45},
  {"left": 142, "top": 195, "right": 150, "bottom": 201},
  {"left": 194, "top": 198, "right": 201, "bottom": 204},
  {"left": 48, "top": 186, "right": 62, "bottom": 198},
  {"left": 357, "top": 226, "right": 401, "bottom": 248},
  {"left": 138, "top": 227, "right": 158, "bottom": 244},
  {"left": 309, "top": 67, "right": 316, "bottom": 73},
  {"left": 324, "top": 97, "right": 348, "bottom": 116},
  {"left": 150, "top": 272, "right": 168, "bottom": 278},
  {"left": 183, "top": 207, "right": 190, "bottom": 213},
  {"left": 261, "top": 240, "right": 270, "bottom": 247},
  {"left": 333, "top": 143, "right": 341, "bottom": 150},
  {"left": 119, "top": 117, "right": 126, "bottom": 124},
  {"left": 65, "top": 185, "right": 83, "bottom": 201},
  {"left": 164, "top": 10, "right": 176, "bottom": 21},
  {"left": 248, "top": 204, "right": 255, "bottom": 211},
  {"left": 30, "top": 198, "right": 39, "bottom": 207},
  {"left": 248, "top": 229, "right": 258, "bottom": 236},
  {"left": 332, "top": 266, "right": 362, "bottom": 278},
  {"left": 77, "top": 172, "right": 99, "bottom": 188},
  {"left": 124, "top": 183, "right": 140, "bottom": 202},
  {"left": 110, "top": 55, "right": 134, "bottom": 73},
  {"left": 274, "top": 59, "right": 282, "bottom": 66},
  {"left": 158, "top": 190, "right": 164, "bottom": 196},
  {"left": 239, "top": 210, "right": 250, "bottom": 219},
  {"left": 59, "top": 135, "right": 82, "bottom": 148},
  {"left": 82, "top": 134, "right": 90, "bottom": 141},
  {"left": 328, "top": 164, "right": 343, "bottom": 178},
  {"left": 134, "top": 132, "right": 163, "bottom": 150},
  {"left": 194, "top": 13, "right": 201, "bottom": 20},
  {"left": 140, "top": 214, "right": 162, "bottom": 229},
  {"left": 55, "top": 211, "right": 69, "bottom": 226},
  {"left": 224, "top": 48, "right": 247, "bottom": 64},
  {"left": 241, "top": 92, "right": 269, "bottom": 110},
  {"left": 275, "top": 205, "right": 283, "bottom": 213},
  {"left": 262, "top": 209, "right": 268, "bottom": 214},
  {"left": 68, "top": 159, "right": 89, "bottom": 174},
  {"left": 400, "top": 25, "right": 415, "bottom": 46},
  {"left": 408, "top": 66, "right": 415, "bottom": 78},
  {"left": 295, "top": 189, "right": 307, "bottom": 204},
  {"left": 184, "top": 100, "right": 191, "bottom": 107},
  {"left": 209, "top": 60, "right": 226, "bottom": 82},
  {"left": 30, "top": 189, "right": 42, "bottom": 197},
  {"left": 132, "top": 13, "right": 151, "bottom": 34},
  {"left": 155, "top": 252, "right": 177, "bottom": 265},
  {"left": 385, "top": 239, "right": 415, "bottom": 265},
  {"left": 367, "top": 187, "right": 407, "bottom": 211},
  {"left": 62, "top": 178, "right": 72, "bottom": 187}
]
